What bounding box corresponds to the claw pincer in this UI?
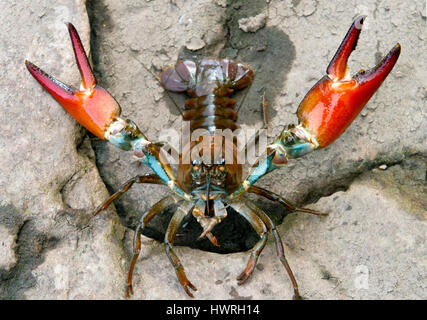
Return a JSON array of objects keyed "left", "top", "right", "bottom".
[
  {"left": 229, "top": 16, "right": 400, "bottom": 200},
  {"left": 295, "top": 16, "right": 401, "bottom": 149},
  {"left": 272, "top": 16, "right": 400, "bottom": 162},
  {"left": 25, "top": 24, "right": 120, "bottom": 140},
  {"left": 26, "top": 23, "right": 192, "bottom": 201}
]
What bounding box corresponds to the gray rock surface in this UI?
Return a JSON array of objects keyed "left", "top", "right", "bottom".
[
  {"left": 238, "top": 13, "right": 267, "bottom": 32},
  {"left": 0, "top": 0, "right": 126, "bottom": 299},
  {"left": 0, "top": 0, "right": 425, "bottom": 299}
]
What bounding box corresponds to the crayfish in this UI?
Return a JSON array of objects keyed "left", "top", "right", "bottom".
[{"left": 26, "top": 16, "right": 400, "bottom": 299}]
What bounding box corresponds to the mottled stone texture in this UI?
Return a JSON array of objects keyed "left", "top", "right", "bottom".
[
  {"left": 0, "top": 0, "right": 425, "bottom": 299},
  {"left": 0, "top": 0, "right": 126, "bottom": 299}
]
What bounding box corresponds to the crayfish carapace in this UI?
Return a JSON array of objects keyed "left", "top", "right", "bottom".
[{"left": 26, "top": 16, "right": 400, "bottom": 299}]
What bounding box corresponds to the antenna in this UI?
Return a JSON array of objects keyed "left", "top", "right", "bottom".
[{"left": 128, "top": 49, "right": 184, "bottom": 117}]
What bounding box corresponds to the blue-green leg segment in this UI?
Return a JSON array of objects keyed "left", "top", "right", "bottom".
[
  {"left": 228, "top": 125, "right": 319, "bottom": 201},
  {"left": 105, "top": 118, "right": 192, "bottom": 201}
]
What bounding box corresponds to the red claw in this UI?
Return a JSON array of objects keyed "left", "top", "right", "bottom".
[
  {"left": 26, "top": 23, "right": 121, "bottom": 140},
  {"left": 297, "top": 16, "right": 401, "bottom": 148}
]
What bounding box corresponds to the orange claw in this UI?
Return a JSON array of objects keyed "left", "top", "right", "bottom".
[
  {"left": 297, "top": 16, "right": 401, "bottom": 148},
  {"left": 26, "top": 23, "right": 121, "bottom": 140}
]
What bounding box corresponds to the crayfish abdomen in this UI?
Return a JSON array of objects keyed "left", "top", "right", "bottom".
[{"left": 161, "top": 58, "right": 254, "bottom": 132}]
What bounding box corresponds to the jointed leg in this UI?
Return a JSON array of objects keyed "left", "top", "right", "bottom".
[
  {"left": 127, "top": 223, "right": 142, "bottom": 298},
  {"left": 164, "top": 202, "right": 197, "bottom": 297},
  {"left": 126, "top": 195, "right": 180, "bottom": 297},
  {"left": 248, "top": 185, "right": 328, "bottom": 216},
  {"left": 245, "top": 200, "right": 301, "bottom": 300},
  {"left": 230, "top": 201, "right": 268, "bottom": 285},
  {"left": 94, "top": 173, "right": 164, "bottom": 216}
]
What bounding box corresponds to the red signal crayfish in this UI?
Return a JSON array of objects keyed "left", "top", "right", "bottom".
[{"left": 25, "top": 16, "right": 400, "bottom": 299}]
